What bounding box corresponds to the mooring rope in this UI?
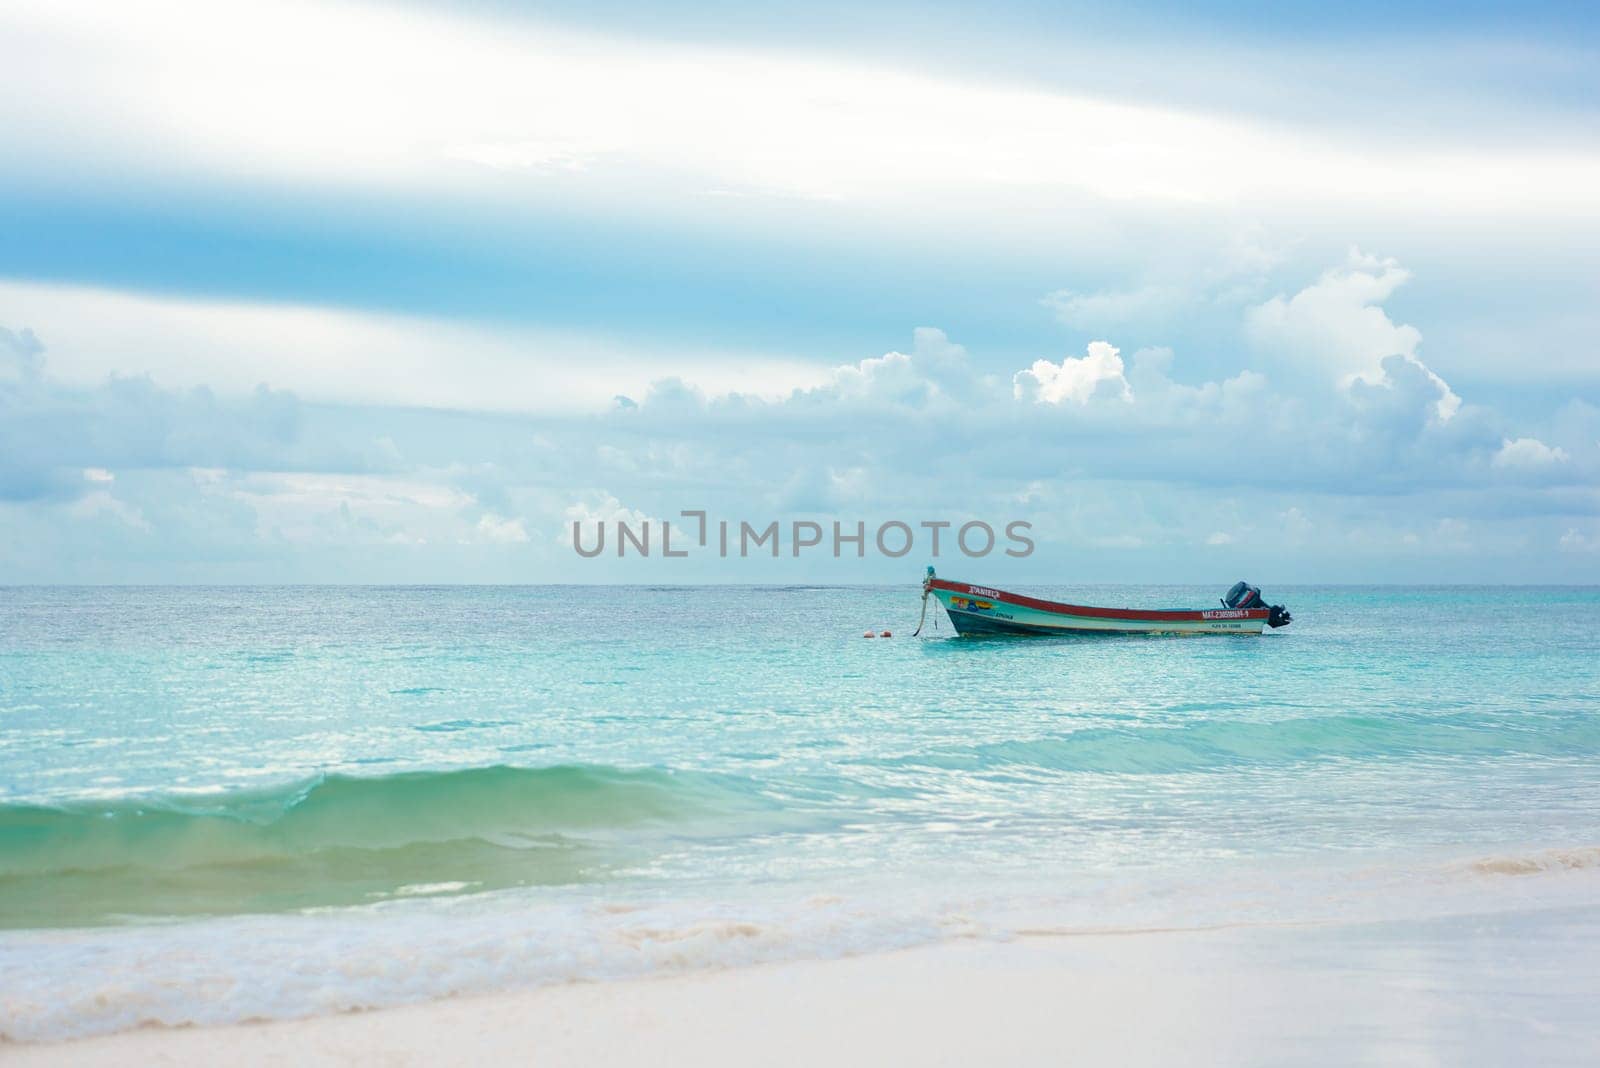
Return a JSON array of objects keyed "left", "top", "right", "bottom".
[{"left": 911, "top": 588, "right": 929, "bottom": 637}]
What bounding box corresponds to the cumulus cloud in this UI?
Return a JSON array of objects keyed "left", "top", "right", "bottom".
[
  {"left": 1344, "top": 355, "right": 1463, "bottom": 437},
  {"left": 69, "top": 489, "right": 152, "bottom": 533},
  {"left": 1493, "top": 437, "right": 1571, "bottom": 469},
  {"left": 1, "top": 325, "right": 45, "bottom": 380},
  {"left": 0, "top": 365, "right": 309, "bottom": 503},
  {"left": 1013, "top": 342, "right": 1133, "bottom": 405},
  {"left": 1561, "top": 528, "right": 1597, "bottom": 552},
  {"left": 1246, "top": 249, "right": 1416, "bottom": 375},
  {"left": 803, "top": 328, "right": 994, "bottom": 410},
  {"left": 2, "top": 251, "right": 1594, "bottom": 581},
  {"left": 561, "top": 494, "right": 657, "bottom": 537},
  {"left": 475, "top": 514, "right": 530, "bottom": 544},
  {"left": 826, "top": 351, "right": 928, "bottom": 405},
  {"left": 1246, "top": 248, "right": 1460, "bottom": 421},
  {"left": 593, "top": 257, "right": 1577, "bottom": 511},
  {"left": 1122, "top": 347, "right": 1271, "bottom": 425}
]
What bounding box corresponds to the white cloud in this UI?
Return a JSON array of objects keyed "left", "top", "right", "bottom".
[
  {"left": 1014, "top": 342, "right": 1132, "bottom": 405},
  {"left": 1344, "top": 354, "right": 1463, "bottom": 435},
  {"left": 201, "top": 471, "right": 503, "bottom": 546},
  {"left": 1, "top": 325, "right": 45, "bottom": 380},
  {"left": 69, "top": 490, "right": 151, "bottom": 532},
  {"left": 561, "top": 494, "right": 656, "bottom": 539},
  {"left": 1246, "top": 249, "right": 1460, "bottom": 421},
  {"left": 809, "top": 328, "right": 989, "bottom": 410},
  {"left": 827, "top": 352, "right": 927, "bottom": 405},
  {"left": 1041, "top": 286, "right": 1183, "bottom": 331},
  {"left": 1123, "top": 347, "right": 1270, "bottom": 424},
  {"left": 475, "top": 514, "right": 530, "bottom": 544},
  {"left": 1246, "top": 250, "right": 1418, "bottom": 380},
  {"left": 1560, "top": 528, "right": 1597, "bottom": 552},
  {"left": 10, "top": 251, "right": 1565, "bottom": 541},
  {"left": 0, "top": 280, "right": 829, "bottom": 413},
  {"left": 1432, "top": 517, "right": 1472, "bottom": 552},
  {"left": 1040, "top": 232, "right": 1286, "bottom": 333},
  {"left": 235, "top": 473, "right": 473, "bottom": 512},
  {"left": 1, "top": 337, "right": 313, "bottom": 503},
  {"left": 445, "top": 140, "right": 590, "bottom": 175},
  {"left": 1493, "top": 437, "right": 1571, "bottom": 469},
  {"left": 225, "top": 473, "right": 470, "bottom": 514},
  {"left": 5, "top": 249, "right": 1594, "bottom": 581},
  {"left": 5, "top": 1, "right": 1598, "bottom": 221}
]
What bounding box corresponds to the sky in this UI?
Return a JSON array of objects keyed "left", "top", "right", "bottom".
[{"left": 1, "top": 0, "right": 1597, "bottom": 583}]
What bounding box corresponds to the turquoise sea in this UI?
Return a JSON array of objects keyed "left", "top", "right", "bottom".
[{"left": 2, "top": 584, "right": 1598, "bottom": 1040}]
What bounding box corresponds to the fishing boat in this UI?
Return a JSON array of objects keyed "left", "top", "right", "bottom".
[{"left": 915, "top": 567, "right": 1291, "bottom": 636}]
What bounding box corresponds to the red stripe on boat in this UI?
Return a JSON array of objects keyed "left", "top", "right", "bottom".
[{"left": 929, "top": 579, "right": 1268, "bottom": 622}]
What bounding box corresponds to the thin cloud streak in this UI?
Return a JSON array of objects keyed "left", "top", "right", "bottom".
[
  {"left": 0, "top": 280, "right": 831, "bottom": 413},
  {"left": 5, "top": 0, "right": 1599, "bottom": 222}
]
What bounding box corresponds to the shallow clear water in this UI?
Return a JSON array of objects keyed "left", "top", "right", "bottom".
[{"left": 2, "top": 584, "right": 1598, "bottom": 1039}]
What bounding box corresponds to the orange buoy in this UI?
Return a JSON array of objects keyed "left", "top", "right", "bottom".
[
  {"left": 862, "top": 630, "right": 877, "bottom": 638},
  {"left": 880, "top": 630, "right": 892, "bottom": 638}
]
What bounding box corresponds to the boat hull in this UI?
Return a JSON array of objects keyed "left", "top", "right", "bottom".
[{"left": 928, "top": 579, "right": 1269, "bottom": 636}]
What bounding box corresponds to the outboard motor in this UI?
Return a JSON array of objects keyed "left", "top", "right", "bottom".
[{"left": 1223, "top": 581, "right": 1292, "bottom": 628}]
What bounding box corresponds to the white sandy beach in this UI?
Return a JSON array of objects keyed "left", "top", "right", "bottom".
[{"left": 10, "top": 906, "right": 1599, "bottom": 1067}]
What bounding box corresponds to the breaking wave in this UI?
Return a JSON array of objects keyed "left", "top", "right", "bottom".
[{"left": 0, "top": 764, "right": 776, "bottom": 928}]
